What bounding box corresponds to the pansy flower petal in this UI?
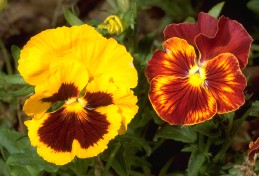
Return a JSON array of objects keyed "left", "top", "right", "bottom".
[
  {"left": 18, "top": 25, "right": 101, "bottom": 85},
  {"left": 25, "top": 103, "right": 121, "bottom": 165},
  {"left": 66, "top": 38, "right": 138, "bottom": 89},
  {"left": 196, "top": 16, "right": 253, "bottom": 69},
  {"left": 74, "top": 105, "right": 121, "bottom": 158},
  {"left": 146, "top": 37, "right": 197, "bottom": 82},
  {"left": 248, "top": 138, "right": 259, "bottom": 164},
  {"left": 112, "top": 90, "right": 138, "bottom": 134},
  {"left": 164, "top": 12, "right": 218, "bottom": 45},
  {"left": 85, "top": 77, "right": 138, "bottom": 134},
  {"left": 204, "top": 53, "right": 246, "bottom": 113},
  {"left": 23, "top": 94, "right": 51, "bottom": 119},
  {"left": 23, "top": 61, "right": 89, "bottom": 118},
  {"left": 149, "top": 75, "right": 217, "bottom": 125}
]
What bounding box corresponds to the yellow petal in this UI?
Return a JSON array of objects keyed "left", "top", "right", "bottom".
[
  {"left": 85, "top": 77, "right": 138, "bottom": 133},
  {"left": 18, "top": 25, "right": 102, "bottom": 85},
  {"left": 66, "top": 38, "right": 138, "bottom": 89},
  {"left": 23, "top": 94, "right": 51, "bottom": 119},
  {"left": 25, "top": 61, "right": 88, "bottom": 118}
]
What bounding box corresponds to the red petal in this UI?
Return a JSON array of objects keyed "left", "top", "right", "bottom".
[
  {"left": 248, "top": 138, "right": 259, "bottom": 164},
  {"left": 197, "top": 12, "right": 218, "bottom": 37},
  {"left": 164, "top": 12, "right": 218, "bottom": 46},
  {"left": 204, "top": 53, "right": 246, "bottom": 113},
  {"left": 148, "top": 75, "right": 217, "bottom": 125},
  {"left": 145, "top": 37, "right": 196, "bottom": 82},
  {"left": 196, "top": 16, "right": 253, "bottom": 69}
]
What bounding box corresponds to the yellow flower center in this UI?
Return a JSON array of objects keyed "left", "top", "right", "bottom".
[
  {"left": 65, "top": 98, "right": 87, "bottom": 112},
  {"left": 188, "top": 65, "right": 206, "bottom": 87}
]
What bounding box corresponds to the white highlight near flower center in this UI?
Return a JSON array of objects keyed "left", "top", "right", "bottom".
[
  {"left": 65, "top": 97, "right": 87, "bottom": 108},
  {"left": 189, "top": 65, "right": 200, "bottom": 75},
  {"left": 165, "top": 48, "right": 171, "bottom": 54},
  {"left": 65, "top": 97, "right": 88, "bottom": 113},
  {"left": 78, "top": 98, "right": 87, "bottom": 107},
  {"left": 188, "top": 65, "right": 206, "bottom": 87},
  {"left": 65, "top": 98, "right": 77, "bottom": 105}
]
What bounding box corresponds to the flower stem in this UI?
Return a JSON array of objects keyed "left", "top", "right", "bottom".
[
  {"left": 199, "top": 132, "right": 205, "bottom": 152},
  {"left": 213, "top": 109, "right": 252, "bottom": 162},
  {"left": 0, "top": 40, "right": 13, "bottom": 75},
  {"left": 102, "top": 142, "right": 121, "bottom": 176}
]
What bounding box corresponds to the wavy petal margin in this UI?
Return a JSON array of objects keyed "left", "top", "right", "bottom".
[
  {"left": 18, "top": 25, "right": 101, "bottom": 85},
  {"left": 146, "top": 38, "right": 247, "bottom": 125},
  {"left": 204, "top": 53, "right": 246, "bottom": 113},
  {"left": 25, "top": 104, "right": 121, "bottom": 165},
  {"left": 196, "top": 16, "right": 253, "bottom": 69},
  {"left": 18, "top": 24, "right": 138, "bottom": 90},
  {"left": 145, "top": 37, "right": 196, "bottom": 82},
  {"left": 25, "top": 75, "right": 138, "bottom": 165},
  {"left": 164, "top": 12, "right": 218, "bottom": 45},
  {"left": 65, "top": 38, "right": 138, "bottom": 89},
  {"left": 248, "top": 138, "right": 259, "bottom": 164}
]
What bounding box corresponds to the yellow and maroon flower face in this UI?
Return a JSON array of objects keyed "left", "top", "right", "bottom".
[
  {"left": 145, "top": 12, "right": 253, "bottom": 125},
  {"left": 248, "top": 138, "right": 259, "bottom": 164},
  {"left": 24, "top": 61, "right": 138, "bottom": 165},
  {"left": 18, "top": 24, "right": 138, "bottom": 165}
]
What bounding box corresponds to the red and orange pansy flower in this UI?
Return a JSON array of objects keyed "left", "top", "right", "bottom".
[{"left": 145, "top": 12, "right": 253, "bottom": 125}]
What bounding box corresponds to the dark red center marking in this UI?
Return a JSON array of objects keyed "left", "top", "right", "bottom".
[
  {"left": 84, "top": 92, "right": 113, "bottom": 108},
  {"left": 41, "top": 83, "right": 79, "bottom": 103},
  {"left": 38, "top": 92, "right": 114, "bottom": 152}
]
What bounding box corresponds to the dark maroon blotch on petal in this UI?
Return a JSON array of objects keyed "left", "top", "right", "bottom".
[
  {"left": 41, "top": 83, "right": 79, "bottom": 103},
  {"left": 84, "top": 92, "right": 113, "bottom": 108},
  {"left": 38, "top": 107, "right": 109, "bottom": 152}
]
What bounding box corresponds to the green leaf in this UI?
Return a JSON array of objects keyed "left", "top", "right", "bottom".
[
  {"left": 0, "top": 128, "right": 30, "bottom": 154},
  {"left": 184, "top": 16, "right": 195, "bottom": 22},
  {"left": 11, "top": 85, "right": 34, "bottom": 96},
  {"left": 116, "top": 0, "right": 130, "bottom": 13},
  {"left": 193, "top": 120, "right": 221, "bottom": 138},
  {"left": 181, "top": 145, "right": 197, "bottom": 152},
  {"left": 9, "top": 165, "right": 32, "bottom": 176},
  {"left": 110, "top": 158, "right": 127, "bottom": 176},
  {"left": 0, "top": 159, "right": 9, "bottom": 176},
  {"left": 159, "top": 158, "right": 174, "bottom": 176},
  {"left": 140, "top": 0, "right": 195, "bottom": 21},
  {"left": 11, "top": 45, "right": 21, "bottom": 66},
  {"left": 7, "top": 149, "right": 59, "bottom": 173},
  {"left": 118, "top": 134, "right": 152, "bottom": 156},
  {"left": 122, "top": 8, "right": 136, "bottom": 29},
  {"left": 208, "top": 1, "right": 225, "bottom": 18},
  {"left": 107, "top": 0, "right": 118, "bottom": 11},
  {"left": 247, "top": 0, "right": 259, "bottom": 14},
  {"left": 3, "top": 74, "right": 26, "bottom": 85},
  {"left": 154, "top": 125, "right": 197, "bottom": 143},
  {"left": 250, "top": 100, "right": 259, "bottom": 117},
  {"left": 63, "top": 7, "right": 84, "bottom": 26},
  {"left": 187, "top": 150, "right": 206, "bottom": 176}
]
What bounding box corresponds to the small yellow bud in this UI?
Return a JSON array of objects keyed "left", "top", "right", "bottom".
[{"left": 98, "top": 15, "right": 124, "bottom": 35}]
